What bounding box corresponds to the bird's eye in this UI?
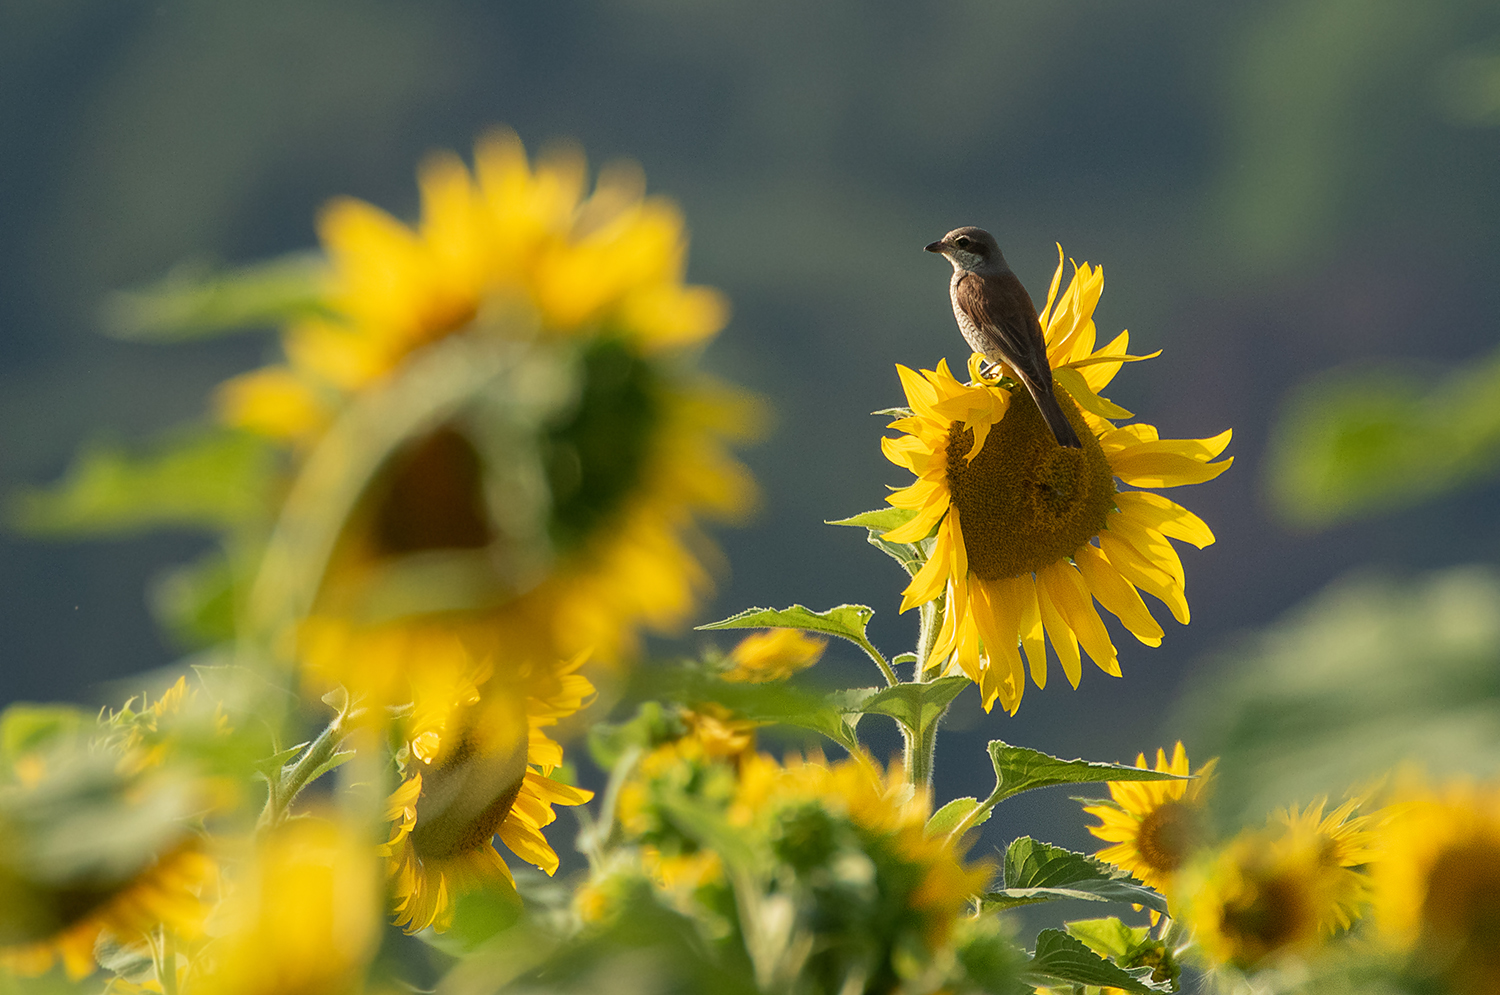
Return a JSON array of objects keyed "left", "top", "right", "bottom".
[{"left": 955, "top": 236, "right": 971, "bottom": 249}]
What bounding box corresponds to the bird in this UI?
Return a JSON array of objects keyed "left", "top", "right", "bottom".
[{"left": 925, "top": 226, "right": 1083, "bottom": 449}]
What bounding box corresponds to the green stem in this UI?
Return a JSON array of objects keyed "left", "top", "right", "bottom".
[
  {"left": 915, "top": 591, "right": 946, "bottom": 679},
  {"left": 945, "top": 779, "right": 1005, "bottom": 844},
  {"left": 854, "top": 635, "right": 899, "bottom": 687},
  {"left": 258, "top": 710, "right": 348, "bottom": 831},
  {"left": 902, "top": 718, "right": 939, "bottom": 789}
]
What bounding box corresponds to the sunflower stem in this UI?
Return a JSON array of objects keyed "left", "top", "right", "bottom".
[
  {"left": 902, "top": 719, "right": 939, "bottom": 789},
  {"left": 915, "top": 593, "right": 946, "bottom": 680},
  {"left": 258, "top": 708, "right": 349, "bottom": 831}
]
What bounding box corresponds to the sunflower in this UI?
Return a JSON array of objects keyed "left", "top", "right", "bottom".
[
  {"left": 1183, "top": 823, "right": 1342, "bottom": 970},
  {"left": 1084, "top": 742, "right": 1216, "bottom": 901},
  {"left": 216, "top": 130, "right": 758, "bottom": 692},
  {"left": 1369, "top": 779, "right": 1500, "bottom": 994},
  {"left": 0, "top": 687, "right": 219, "bottom": 981},
  {"left": 1273, "top": 794, "right": 1380, "bottom": 932},
  {"left": 881, "top": 251, "right": 1230, "bottom": 713},
  {"left": 382, "top": 650, "right": 594, "bottom": 934},
  {"left": 720, "top": 629, "right": 827, "bottom": 683},
  {"left": 731, "top": 751, "right": 991, "bottom": 951},
  {"left": 188, "top": 816, "right": 379, "bottom": 995}
]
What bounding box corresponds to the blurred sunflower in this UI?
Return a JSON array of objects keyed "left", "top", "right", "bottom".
[
  {"left": 1184, "top": 820, "right": 1349, "bottom": 971},
  {"left": 720, "top": 628, "right": 827, "bottom": 683},
  {"left": 881, "top": 253, "right": 1230, "bottom": 713},
  {"left": 0, "top": 759, "right": 216, "bottom": 980},
  {"left": 1370, "top": 779, "right": 1500, "bottom": 995},
  {"left": 188, "top": 816, "right": 379, "bottom": 995},
  {"left": 216, "top": 130, "right": 759, "bottom": 693},
  {"left": 731, "top": 751, "right": 991, "bottom": 952},
  {"left": 1084, "top": 742, "right": 1216, "bottom": 901},
  {"left": 382, "top": 650, "right": 594, "bottom": 933},
  {"left": 1274, "top": 794, "right": 1380, "bottom": 932}
]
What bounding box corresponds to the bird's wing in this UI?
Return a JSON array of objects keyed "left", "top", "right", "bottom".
[{"left": 955, "top": 272, "right": 1053, "bottom": 386}]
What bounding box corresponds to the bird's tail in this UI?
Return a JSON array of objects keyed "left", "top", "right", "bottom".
[{"left": 1027, "top": 379, "right": 1084, "bottom": 449}]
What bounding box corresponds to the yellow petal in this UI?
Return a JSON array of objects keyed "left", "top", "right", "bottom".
[
  {"left": 1115, "top": 491, "right": 1216, "bottom": 548},
  {"left": 1039, "top": 560, "right": 1119, "bottom": 677},
  {"left": 1035, "top": 570, "right": 1082, "bottom": 688},
  {"left": 1075, "top": 543, "right": 1163, "bottom": 647},
  {"left": 1098, "top": 532, "right": 1189, "bottom": 625}
]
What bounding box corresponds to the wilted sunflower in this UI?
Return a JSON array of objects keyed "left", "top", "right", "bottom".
[
  {"left": 1084, "top": 742, "right": 1216, "bottom": 902},
  {"left": 218, "top": 130, "right": 759, "bottom": 692},
  {"left": 1370, "top": 779, "right": 1500, "bottom": 995},
  {"left": 881, "top": 252, "right": 1230, "bottom": 712},
  {"left": 382, "top": 649, "right": 594, "bottom": 933}
]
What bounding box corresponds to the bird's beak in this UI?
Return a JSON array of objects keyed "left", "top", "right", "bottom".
[{"left": 924, "top": 240, "right": 946, "bottom": 254}]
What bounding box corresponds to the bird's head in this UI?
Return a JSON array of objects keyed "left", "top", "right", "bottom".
[{"left": 924, "top": 226, "right": 1006, "bottom": 274}]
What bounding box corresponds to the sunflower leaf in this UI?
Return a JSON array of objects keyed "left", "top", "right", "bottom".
[
  {"left": 1021, "top": 929, "right": 1170, "bottom": 994},
  {"left": 102, "top": 251, "right": 329, "bottom": 340},
  {"left": 858, "top": 676, "right": 969, "bottom": 735},
  {"left": 11, "top": 427, "right": 276, "bottom": 535},
  {"left": 925, "top": 796, "right": 991, "bottom": 838},
  {"left": 696, "top": 603, "right": 876, "bottom": 645},
  {"left": 980, "top": 837, "right": 1166, "bottom": 914},
  {"left": 826, "top": 508, "right": 917, "bottom": 532},
  {"left": 986, "top": 741, "right": 1184, "bottom": 805}
]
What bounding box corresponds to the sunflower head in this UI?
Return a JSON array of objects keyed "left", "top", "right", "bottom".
[
  {"left": 1371, "top": 779, "right": 1500, "bottom": 994},
  {"left": 1184, "top": 821, "right": 1348, "bottom": 971},
  {"left": 0, "top": 704, "right": 217, "bottom": 981},
  {"left": 880, "top": 251, "right": 1230, "bottom": 714},
  {"left": 188, "top": 817, "right": 379, "bottom": 995},
  {"left": 383, "top": 651, "right": 594, "bottom": 934},
  {"left": 720, "top": 629, "right": 827, "bottom": 683},
  {"left": 731, "top": 752, "right": 991, "bottom": 960},
  {"left": 1084, "top": 743, "right": 1216, "bottom": 900},
  {"left": 213, "top": 132, "right": 759, "bottom": 703}
]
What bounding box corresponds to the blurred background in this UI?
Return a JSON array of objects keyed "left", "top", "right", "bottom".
[{"left": 5, "top": 0, "right": 1500, "bottom": 857}]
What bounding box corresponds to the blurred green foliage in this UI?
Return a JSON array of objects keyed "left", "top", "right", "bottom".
[
  {"left": 1266, "top": 347, "right": 1500, "bottom": 528},
  {"left": 1177, "top": 564, "right": 1500, "bottom": 828}
]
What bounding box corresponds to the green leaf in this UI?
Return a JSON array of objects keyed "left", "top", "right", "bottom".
[
  {"left": 697, "top": 603, "right": 876, "bottom": 646},
  {"left": 13, "top": 427, "right": 276, "bottom": 536},
  {"left": 417, "top": 881, "right": 525, "bottom": 955},
  {"left": 981, "top": 838, "right": 1166, "bottom": 914},
  {"left": 1265, "top": 350, "right": 1500, "bottom": 528},
  {"left": 302, "top": 749, "right": 356, "bottom": 786},
  {"left": 0, "top": 706, "right": 86, "bottom": 763},
  {"left": 253, "top": 743, "right": 310, "bottom": 777},
  {"left": 926, "top": 796, "right": 991, "bottom": 838},
  {"left": 102, "top": 252, "right": 329, "bottom": 340},
  {"left": 1022, "top": 929, "right": 1169, "bottom": 994},
  {"left": 828, "top": 508, "right": 931, "bottom": 575},
  {"left": 826, "top": 508, "right": 918, "bottom": 532},
  {"left": 859, "top": 676, "right": 969, "bottom": 735},
  {"left": 985, "top": 740, "right": 1184, "bottom": 805},
  {"left": 1065, "top": 917, "right": 1150, "bottom": 961},
  {"left": 150, "top": 548, "right": 240, "bottom": 647}
]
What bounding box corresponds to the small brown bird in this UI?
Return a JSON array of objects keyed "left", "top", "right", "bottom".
[{"left": 925, "top": 226, "right": 1082, "bottom": 449}]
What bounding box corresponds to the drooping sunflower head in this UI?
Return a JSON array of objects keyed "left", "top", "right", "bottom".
[
  {"left": 1370, "top": 779, "right": 1500, "bottom": 995},
  {"left": 215, "top": 132, "right": 760, "bottom": 695},
  {"left": 1084, "top": 742, "right": 1216, "bottom": 900},
  {"left": 881, "top": 252, "right": 1231, "bottom": 714},
  {"left": 382, "top": 649, "right": 594, "bottom": 934}
]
